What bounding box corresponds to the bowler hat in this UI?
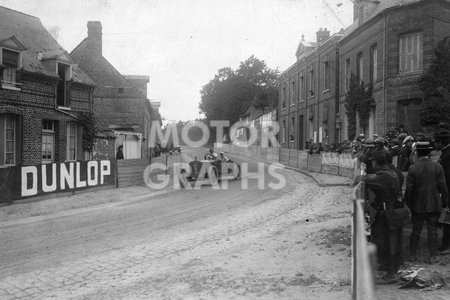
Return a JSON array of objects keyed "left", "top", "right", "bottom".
[
  {"left": 415, "top": 141, "right": 434, "bottom": 150},
  {"left": 362, "top": 138, "right": 375, "bottom": 147}
]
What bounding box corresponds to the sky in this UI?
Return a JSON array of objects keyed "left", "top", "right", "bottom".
[{"left": 0, "top": 0, "right": 353, "bottom": 122}]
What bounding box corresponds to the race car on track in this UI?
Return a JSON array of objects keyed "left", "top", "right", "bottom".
[{"left": 177, "top": 152, "right": 240, "bottom": 188}]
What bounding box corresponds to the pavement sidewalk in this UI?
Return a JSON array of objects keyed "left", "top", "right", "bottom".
[
  {"left": 0, "top": 185, "right": 157, "bottom": 224},
  {"left": 224, "top": 151, "right": 353, "bottom": 187}
]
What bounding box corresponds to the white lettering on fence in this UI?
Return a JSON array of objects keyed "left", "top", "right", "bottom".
[
  {"left": 20, "top": 160, "right": 112, "bottom": 197},
  {"left": 61, "top": 162, "right": 74, "bottom": 190},
  {"left": 42, "top": 164, "right": 57, "bottom": 192},
  {"left": 21, "top": 166, "right": 38, "bottom": 197}
]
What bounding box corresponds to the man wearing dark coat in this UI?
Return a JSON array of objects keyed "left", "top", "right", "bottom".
[
  {"left": 355, "top": 151, "right": 403, "bottom": 283},
  {"left": 437, "top": 131, "right": 450, "bottom": 251},
  {"left": 404, "top": 141, "right": 449, "bottom": 264}
]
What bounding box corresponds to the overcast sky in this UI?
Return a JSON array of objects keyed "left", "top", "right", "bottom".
[{"left": 0, "top": 0, "right": 353, "bottom": 122}]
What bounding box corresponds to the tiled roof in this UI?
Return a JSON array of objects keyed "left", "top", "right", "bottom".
[
  {"left": 341, "top": 0, "right": 442, "bottom": 40},
  {"left": 70, "top": 38, "right": 144, "bottom": 98},
  {"left": 0, "top": 6, "right": 95, "bottom": 85}
]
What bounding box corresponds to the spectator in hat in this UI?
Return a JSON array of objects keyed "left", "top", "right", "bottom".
[
  {"left": 437, "top": 131, "right": 450, "bottom": 251},
  {"left": 116, "top": 145, "right": 124, "bottom": 159},
  {"left": 399, "top": 135, "right": 414, "bottom": 171},
  {"left": 390, "top": 138, "right": 401, "bottom": 167},
  {"left": 405, "top": 140, "right": 449, "bottom": 264},
  {"left": 355, "top": 151, "right": 403, "bottom": 283},
  {"left": 396, "top": 133, "right": 408, "bottom": 169},
  {"left": 410, "top": 133, "right": 426, "bottom": 165}
]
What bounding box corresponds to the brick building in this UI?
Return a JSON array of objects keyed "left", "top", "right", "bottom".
[
  {"left": 279, "top": 0, "right": 450, "bottom": 146},
  {"left": 0, "top": 6, "right": 95, "bottom": 167},
  {"left": 71, "top": 22, "right": 155, "bottom": 160}
]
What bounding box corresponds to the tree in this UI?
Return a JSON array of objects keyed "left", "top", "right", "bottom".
[
  {"left": 344, "top": 73, "right": 373, "bottom": 140},
  {"left": 419, "top": 37, "right": 450, "bottom": 126},
  {"left": 199, "top": 56, "right": 279, "bottom": 125}
]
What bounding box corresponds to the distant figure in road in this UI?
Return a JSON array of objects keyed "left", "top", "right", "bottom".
[
  {"left": 116, "top": 145, "right": 124, "bottom": 159},
  {"left": 404, "top": 140, "right": 449, "bottom": 264},
  {"left": 205, "top": 148, "right": 218, "bottom": 160}
]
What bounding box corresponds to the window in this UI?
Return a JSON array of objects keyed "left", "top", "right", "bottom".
[
  {"left": 282, "top": 120, "right": 286, "bottom": 143},
  {"left": 345, "top": 59, "right": 350, "bottom": 91},
  {"left": 370, "top": 44, "right": 378, "bottom": 83},
  {"left": 358, "top": 5, "right": 364, "bottom": 25},
  {"left": 323, "top": 59, "right": 330, "bottom": 91},
  {"left": 356, "top": 52, "right": 363, "bottom": 82},
  {"left": 57, "top": 62, "right": 71, "bottom": 107},
  {"left": 42, "top": 120, "right": 55, "bottom": 163},
  {"left": 1, "top": 49, "right": 20, "bottom": 89},
  {"left": 309, "top": 68, "right": 314, "bottom": 97},
  {"left": 4, "top": 116, "right": 16, "bottom": 165},
  {"left": 67, "top": 122, "right": 77, "bottom": 161},
  {"left": 300, "top": 74, "right": 305, "bottom": 101},
  {"left": 399, "top": 32, "right": 423, "bottom": 74},
  {"left": 291, "top": 80, "right": 296, "bottom": 105},
  {"left": 282, "top": 86, "right": 286, "bottom": 108}
]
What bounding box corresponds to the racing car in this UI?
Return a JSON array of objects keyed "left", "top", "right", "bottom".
[{"left": 177, "top": 154, "right": 240, "bottom": 188}]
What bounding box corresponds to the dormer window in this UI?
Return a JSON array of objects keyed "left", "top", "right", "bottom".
[
  {"left": 56, "top": 62, "right": 72, "bottom": 107},
  {"left": 1, "top": 48, "right": 21, "bottom": 90}
]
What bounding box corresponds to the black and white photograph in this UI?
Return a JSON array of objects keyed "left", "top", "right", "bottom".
[{"left": 1, "top": 0, "right": 450, "bottom": 299}]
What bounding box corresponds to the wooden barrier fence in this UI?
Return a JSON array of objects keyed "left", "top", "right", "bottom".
[{"left": 215, "top": 143, "right": 355, "bottom": 178}]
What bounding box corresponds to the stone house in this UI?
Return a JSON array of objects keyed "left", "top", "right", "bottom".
[{"left": 279, "top": 0, "right": 450, "bottom": 147}]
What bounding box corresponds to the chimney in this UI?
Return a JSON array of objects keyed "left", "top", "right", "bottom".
[
  {"left": 87, "top": 21, "right": 102, "bottom": 56},
  {"left": 316, "top": 28, "right": 330, "bottom": 43}
]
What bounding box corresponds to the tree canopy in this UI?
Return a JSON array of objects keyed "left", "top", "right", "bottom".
[
  {"left": 199, "top": 55, "right": 279, "bottom": 125},
  {"left": 419, "top": 37, "right": 450, "bottom": 126}
]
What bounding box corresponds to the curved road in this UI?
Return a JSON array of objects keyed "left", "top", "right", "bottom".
[{"left": 0, "top": 147, "right": 319, "bottom": 299}]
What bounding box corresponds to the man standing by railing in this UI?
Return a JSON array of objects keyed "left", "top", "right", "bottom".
[
  {"left": 405, "top": 140, "right": 449, "bottom": 264},
  {"left": 354, "top": 151, "right": 403, "bottom": 284}
]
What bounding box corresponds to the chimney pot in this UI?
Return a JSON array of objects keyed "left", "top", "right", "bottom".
[{"left": 87, "top": 21, "right": 102, "bottom": 56}]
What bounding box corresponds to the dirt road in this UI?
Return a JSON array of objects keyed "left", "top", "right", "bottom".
[{"left": 0, "top": 148, "right": 355, "bottom": 299}]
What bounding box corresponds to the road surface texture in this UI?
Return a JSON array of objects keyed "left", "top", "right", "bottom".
[{"left": 0, "top": 147, "right": 447, "bottom": 299}]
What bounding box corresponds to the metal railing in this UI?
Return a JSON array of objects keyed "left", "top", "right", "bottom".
[{"left": 351, "top": 181, "right": 377, "bottom": 300}]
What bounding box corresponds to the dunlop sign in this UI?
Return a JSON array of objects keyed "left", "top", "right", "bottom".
[{"left": 20, "top": 160, "right": 115, "bottom": 198}]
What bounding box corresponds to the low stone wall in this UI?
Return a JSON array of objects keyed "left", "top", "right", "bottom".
[{"left": 215, "top": 143, "right": 355, "bottom": 178}]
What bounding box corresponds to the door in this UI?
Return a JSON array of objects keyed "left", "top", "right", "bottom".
[{"left": 124, "top": 135, "right": 141, "bottom": 159}]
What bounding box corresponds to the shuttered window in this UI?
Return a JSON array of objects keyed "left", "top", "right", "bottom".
[{"left": 399, "top": 32, "right": 423, "bottom": 74}]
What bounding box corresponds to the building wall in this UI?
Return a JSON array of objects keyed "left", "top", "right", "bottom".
[
  {"left": 279, "top": 35, "right": 341, "bottom": 150},
  {"left": 339, "top": 16, "right": 385, "bottom": 140},
  {"left": 385, "top": 2, "right": 450, "bottom": 133},
  {"left": 0, "top": 71, "right": 92, "bottom": 166}
]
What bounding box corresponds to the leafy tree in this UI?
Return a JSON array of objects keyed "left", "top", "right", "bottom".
[
  {"left": 344, "top": 73, "right": 373, "bottom": 140},
  {"left": 77, "top": 111, "right": 97, "bottom": 152},
  {"left": 419, "top": 37, "right": 450, "bottom": 126},
  {"left": 199, "top": 56, "right": 279, "bottom": 126}
]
